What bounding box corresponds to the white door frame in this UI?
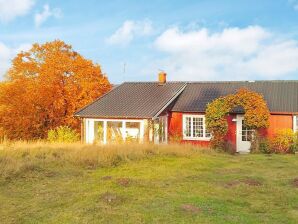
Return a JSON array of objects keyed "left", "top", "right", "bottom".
[
  {"left": 153, "top": 116, "right": 168, "bottom": 144},
  {"left": 236, "top": 115, "right": 251, "bottom": 153}
]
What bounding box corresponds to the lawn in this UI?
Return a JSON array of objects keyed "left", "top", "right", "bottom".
[{"left": 0, "top": 143, "right": 298, "bottom": 224}]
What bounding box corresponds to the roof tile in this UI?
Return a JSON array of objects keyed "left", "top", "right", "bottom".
[{"left": 75, "top": 82, "right": 186, "bottom": 118}]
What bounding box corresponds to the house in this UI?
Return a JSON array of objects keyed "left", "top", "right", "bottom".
[{"left": 74, "top": 72, "right": 298, "bottom": 153}]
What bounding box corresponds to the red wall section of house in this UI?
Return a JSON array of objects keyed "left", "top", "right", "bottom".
[
  {"left": 264, "top": 114, "right": 293, "bottom": 138},
  {"left": 168, "top": 112, "right": 183, "bottom": 139},
  {"left": 224, "top": 115, "right": 237, "bottom": 150},
  {"left": 168, "top": 112, "right": 210, "bottom": 146},
  {"left": 168, "top": 112, "right": 294, "bottom": 150},
  {"left": 168, "top": 112, "right": 237, "bottom": 148}
]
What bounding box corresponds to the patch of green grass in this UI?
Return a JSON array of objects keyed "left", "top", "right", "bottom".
[{"left": 0, "top": 144, "right": 298, "bottom": 223}]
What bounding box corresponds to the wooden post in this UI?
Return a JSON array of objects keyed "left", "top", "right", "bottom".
[
  {"left": 80, "top": 118, "right": 84, "bottom": 143},
  {"left": 103, "top": 120, "right": 107, "bottom": 144}
]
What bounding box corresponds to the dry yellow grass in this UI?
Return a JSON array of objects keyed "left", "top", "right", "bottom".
[{"left": 0, "top": 141, "right": 209, "bottom": 180}]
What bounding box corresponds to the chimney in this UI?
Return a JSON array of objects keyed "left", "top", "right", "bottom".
[{"left": 158, "top": 71, "right": 167, "bottom": 85}]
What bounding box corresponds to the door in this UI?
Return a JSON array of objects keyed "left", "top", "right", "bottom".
[
  {"left": 236, "top": 115, "right": 253, "bottom": 153},
  {"left": 153, "top": 116, "right": 168, "bottom": 144}
]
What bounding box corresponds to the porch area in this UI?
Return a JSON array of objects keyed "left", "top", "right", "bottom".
[{"left": 82, "top": 116, "right": 168, "bottom": 144}]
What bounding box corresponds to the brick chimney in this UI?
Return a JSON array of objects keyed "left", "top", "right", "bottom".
[{"left": 158, "top": 71, "right": 167, "bottom": 85}]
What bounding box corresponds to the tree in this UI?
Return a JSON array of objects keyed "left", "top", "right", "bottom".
[
  {"left": 205, "top": 88, "right": 270, "bottom": 149},
  {"left": 0, "top": 40, "right": 111, "bottom": 140}
]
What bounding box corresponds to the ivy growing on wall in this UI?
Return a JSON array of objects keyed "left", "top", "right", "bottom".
[{"left": 205, "top": 88, "right": 270, "bottom": 149}]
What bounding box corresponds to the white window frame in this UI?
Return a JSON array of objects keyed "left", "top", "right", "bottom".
[
  {"left": 85, "top": 118, "right": 144, "bottom": 144},
  {"left": 294, "top": 115, "right": 298, "bottom": 133},
  {"left": 182, "top": 114, "right": 211, "bottom": 141}
]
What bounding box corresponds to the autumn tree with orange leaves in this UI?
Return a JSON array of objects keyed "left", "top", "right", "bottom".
[{"left": 0, "top": 40, "right": 111, "bottom": 140}]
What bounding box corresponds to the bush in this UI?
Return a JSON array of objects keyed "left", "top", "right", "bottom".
[
  {"left": 259, "top": 138, "right": 271, "bottom": 154},
  {"left": 249, "top": 130, "right": 272, "bottom": 154},
  {"left": 270, "top": 129, "right": 295, "bottom": 153},
  {"left": 222, "top": 140, "right": 236, "bottom": 154},
  {"left": 289, "top": 132, "right": 298, "bottom": 154},
  {"left": 47, "top": 126, "right": 79, "bottom": 143},
  {"left": 168, "top": 130, "right": 182, "bottom": 143}
]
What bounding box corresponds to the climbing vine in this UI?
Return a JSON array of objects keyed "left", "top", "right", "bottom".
[{"left": 205, "top": 88, "right": 270, "bottom": 149}]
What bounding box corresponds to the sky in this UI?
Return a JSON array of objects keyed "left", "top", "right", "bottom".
[{"left": 1, "top": 0, "right": 298, "bottom": 83}]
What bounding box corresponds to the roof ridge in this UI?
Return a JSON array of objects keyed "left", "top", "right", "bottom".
[
  {"left": 185, "top": 80, "right": 298, "bottom": 83},
  {"left": 122, "top": 81, "right": 187, "bottom": 84},
  {"left": 120, "top": 80, "right": 298, "bottom": 84}
]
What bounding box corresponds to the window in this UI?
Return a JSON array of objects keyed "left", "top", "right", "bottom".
[
  {"left": 241, "top": 120, "right": 253, "bottom": 141},
  {"left": 183, "top": 115, "right": 211, "bottom": 140},
  {"left": 294, "top": 116, "right": 298, "bottom": 132},
  {"left": 185, "top": 116, "right": 192, "bottom": 137},
  {"left": 94, "top": 121, "right": 104, "bottom": 144},
  {"left": 126, "top": 122, "right": 140, "bottom": 142},
  {"left": 107, "top": 121, "right": 123, "bottom": 143}
]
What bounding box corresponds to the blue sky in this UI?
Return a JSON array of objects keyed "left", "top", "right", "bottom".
[{"left": 1, "top": 0, "right": 298, "bottom": 83}]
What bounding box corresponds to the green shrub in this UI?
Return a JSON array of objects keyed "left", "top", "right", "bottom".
[
  {"left": 259, "top": 138, "right": 271, "bottom": 154},
  {"left": 223, "top": 141, "right": 236, "bottom": 154},
  {"left": 47, "top": 126, "right": 79, "bottom": 143},
  {"left": 249, "top": 132, "right": 271, "bottom": 154},
  {"left": 289, "top": 132, "right": 298, "bottom": 154}
]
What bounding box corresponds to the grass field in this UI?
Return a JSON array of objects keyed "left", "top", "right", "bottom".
[{"left": 0, "top": 142, "right": 298, "bottom": 224}]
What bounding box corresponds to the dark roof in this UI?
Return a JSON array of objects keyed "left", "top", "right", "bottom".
[
  {"left": 75, "top": 80, "right": 298, "bottom": 118},
  {"left": 75, "top": 82, "right": 186, "bottom": 118},
  {"left": 171, "top": 81, "right": 298, "bottom": 113}
]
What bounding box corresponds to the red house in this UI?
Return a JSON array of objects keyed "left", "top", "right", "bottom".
[{"left": 75, "top": 73, "right": 298, "bottom": 153}]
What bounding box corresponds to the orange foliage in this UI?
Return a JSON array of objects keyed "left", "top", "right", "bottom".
[
  {"left": 270, "top": 129, "right": 295, "bottom": 153},
  {"left": 206, "top": 88, "right": 270, "bottom": 148},
  {"left": 0, "top": 40, "right": 111, "bottom": 140},
  {"left": 231, "top": 88, "right": 270, "bottom": 129}
]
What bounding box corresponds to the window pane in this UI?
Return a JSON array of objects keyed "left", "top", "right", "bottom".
[
  {"left": 204, "top": 118, "right": 211, "bottom": 138},
  {"left": 126, "top": 122, "right": 140, "bottom": 142},
  {"left": 242, "top": 120, "right": 253, "bottom": 142},
  {"left": 193, "top": 117, "right": 203, "bottom": 137},
  {"left": 94, "top": 121, "right": 104, "bottom": 144},
  {"left": 205, "top": 129, "right": 211, "bottom": 138},
  {"left": 107, "top": 121, "right": 123, "bottom": 143},
  {"left": 159, "top": 117, "right": 166, "bottom": 142},
  {"left": 185, "top": 117, "right": 192, "bottom": 137}
]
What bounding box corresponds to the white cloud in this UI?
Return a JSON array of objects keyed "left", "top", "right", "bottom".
[
  {"left": 154, "top": 26, "right": 298, "bottom": 80},
  {"left": 0, "top": 0, "right": 35, "bottom": 22},
  {"left": 34, "top": 4, "right": 61, "bottom": 27},
  {"left": 0, "top": 42, "right": 31, "bottom": 78},
  {"left": 106, "top": 19, "right": 153, "bottom": 45},
  {"left": 289, "top": 0, "right": 298, "bottom": 10}
]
